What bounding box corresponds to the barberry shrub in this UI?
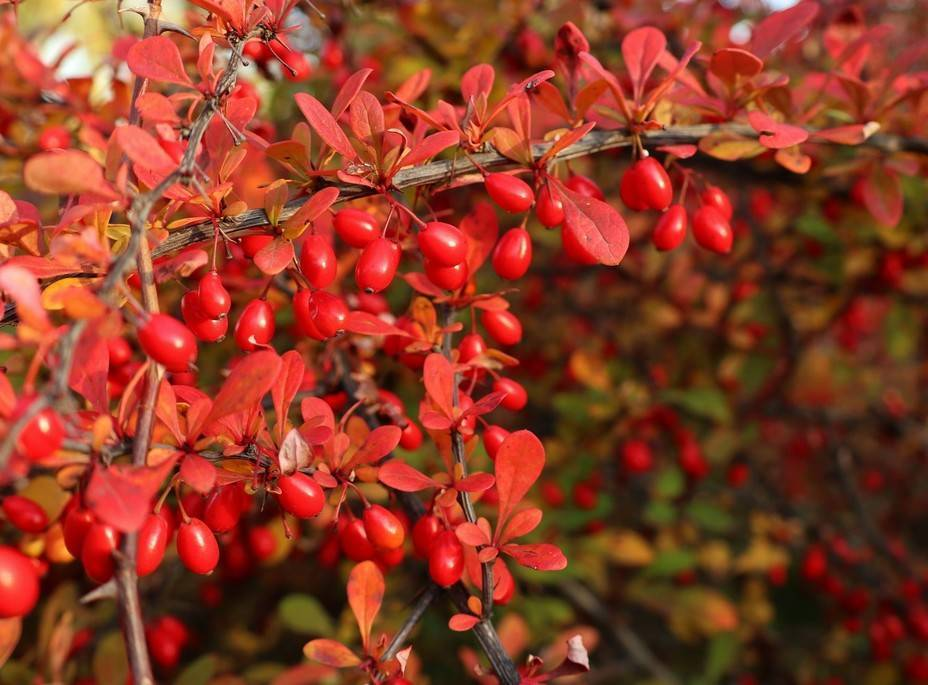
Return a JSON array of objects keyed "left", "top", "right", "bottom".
[{"left": 0, "top": 1, "right": 926, "bottom": 683}]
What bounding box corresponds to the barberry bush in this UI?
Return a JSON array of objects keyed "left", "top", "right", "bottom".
[{"left": 0, "top": 0, "right": 927, "bottom": 683}]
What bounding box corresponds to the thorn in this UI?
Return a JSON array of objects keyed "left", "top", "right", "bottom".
[{"left": 158, "top": 22, "right": 196, "bottom": 40}]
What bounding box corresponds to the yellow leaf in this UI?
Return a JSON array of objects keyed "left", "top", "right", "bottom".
[
  {"left": 607, "top": 530, "right": 654, "bottom": 566},
  {"left": 699, "top": 131, "right": 766, "bottom": 161}
]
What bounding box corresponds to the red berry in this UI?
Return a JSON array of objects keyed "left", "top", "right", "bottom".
[
  {"left": 197, "top": 271, "right": 231, "bottom": 319},
  {"left": 424, "top": 259, "right": 468, "bottom": 291},
  {"left": 181, "top": 291, "right": 228, "bottom": 343},
  {"left": 203, "top": 486, "right": 242, "bottom": 533},
  {"left": 485, "top": 173, "right": 535, "bottom": 214},
  {"left": 107, "top": 337, "right": 133, "bottom": 367},
  {"left": 81, "top": 523, "right": 120, "bottom": 583},
  {"left": 458, "top": 333, "right": 487, "bottom": 363},
  {"left": 492, "top": 228, "right": 532, "bottom": 280},
  {"left": 417, "top": 222, "right": 467, "bottom": 267},
  {"left": 138, "top": 314, "right": 198, "bottom": 372},
  {"left": 340, "top": 517, "right": 376, "bottom": 562},
  {"left": 13, "top": 397, "right": 64, "bottom": 462},
  {"left": 37, "top": 125, "right": 70, "bottom": 151},
  {"left": 0, "top": 546, "right": 39, "bottom": 617},
  {"left": 248, "top": 526, "right": 277, "bottom": 562},
  {"left": 692, "top": 206, "right": 733, "bottom": 254},
  {"left": 277, "top": 472, "right": 325, "bottom": 518},
  {"left": 726, "top": 462, "right": 749, "bottom": 488},
  {"left": 621, "top": 440, "right": 653, "bottom": 474},
  {"left": 572, "top": 482, "right": 598, "bottom": 510},
  {"left": 282, "top": 50, "right": 312, "bottom": 82},
  {"left": 564, "top": 173, "right": 604, "bottom": 200},
  {"left": 652, "top": 205, "right": 687, "bottom": 251},
  {"left": 412, "top": 514, "right": 442, "bottom": 558},
  {"left": 2, "top": 495, "right": 48, "bottom": 534},
  {"left": 234, "top": 299, "right": 275, "bottom": 351},
  {"left": 300, "top": 234, "right": 337, "bottom": 289},
  {"left": 428, "top": 530, "right": 464, "bottom": 587},
  {"left": 293, "top": 289, "right": 326, "bottom": 341},
  {"left": 535, "top": 184, "right": 565, "bottom": 227},
  {"left": 334, "top": 208, "right": 379, "bottom": 248},
  {"left": 701, "top": 185, "right": 733, "bottom": 221},
  {"left": 493, "top": 378, "right": 527, "bottom": 411},
  {"left": 560, "top": 224, "right": 598, "bottom": 265},
  {"left": 240, "top": 233, "right": 274, "bottom": 258},
  {"left": 310, "top": 291, "right": 349, "bottom": 338},
  {"left": 621, "top": 157, "right": 672, "bottom": 211},
  {"left": 177, "top": 518, "right": 219, "bottom": 575},
  {"left": 376, "top": 545, "right": 404, "bottom": 571},
  {"left": 399, "top": 420, "right": 423, "bottom": 450},
  {"left": 481, "top": 309, "right": 522, "bottom": 346},
  {"left": 801, "top": 545, "right": 827, "bottom": 582},
  {"left": 483, "top": 425, "right": 509, "bottom": 460},
  {"left": 137, "top": 513, "right": 169, "bottom": 577},
  {"left": 64, "top": 507, "right": 95, "bottom": 558},
  {"left": 363, "top": 505, "right": 405, "bottom": 550},
  {"left": 356, "top": 238, "right": 400, "bottom": 293}
]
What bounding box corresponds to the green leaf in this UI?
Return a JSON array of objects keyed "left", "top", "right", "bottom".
[
  {"left": 661, "top": 386, "right": 731, "bottom": 424},
  {"left": 645, "top": 549, "right": 696, "bottom": 577},
  {"left": 175, "top": 655, "right": 217, "bottom": 685},
  {"left": 92, "top": 632, "right": 128, "bottom": 685},
  {"left": 643, "top": 500, "right": 677, "bottom": 526},
  {"left": 687, "top": 501, "right": 734, "bottom": 533},
  {"left": 653, "top": 467, "right": 685, "bottom": 499},
  {"left": 884, "top": 302, "right": 917, "bottom": 361},
  {"left": 279, "top": 594, "right": 335, "bottom": 636},
  {"left": 696, "top": 631, "right": 738, "bottom": 685}
]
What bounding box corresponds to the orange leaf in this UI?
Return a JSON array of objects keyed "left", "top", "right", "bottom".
[
  {"left": 23, "top": 150, "right": 117, "bottom": 199},
  {"left": 303, "top": 639, "right": 361, "bottom": 668},
  {"left": 126, "top": 35, "right": 193, "bottom": 87},
  {"left": 347, "top": 560, "right": 384, "bottom": 652},
  {"left": 0, "top": 265, "right": 50, "bottom": 332},
  {"left": 494, "top": 430, "right": 545, "bottom": 532}
]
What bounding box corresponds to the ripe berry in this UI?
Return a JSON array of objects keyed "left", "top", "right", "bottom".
[
  {"left": 458, "top": 334, "right": 487, "bottom": 363},
  {"left": 428, "top": 530, "right": 464, "bottom": 587},
  {"left": 197, "top": 271, "right": 231, "bottom": 319},
  {"left": 412, "top": 514, "right": 442, "bottom": 558},
  {"left": 293, "top": 289, "right": 326, "bottom": 341},
  {"left": 399, "top": 420, "right": 423, "bottom": 450},
  {"left": 483, "top": 425, "right": 510, "bottom": 460},
  {"left": 692, "top": 206, "right": 733, "bottom": 255},
  {"left": 37, "top": 125, "right": 71, "bottom": 151},
  {"left": 181, "top": 291, "right": 228, "bottom": 343},
  {"left": 107, "top": 337, "right": 133, "bottom": 367},
  {"left": 248, "top": 525, "right": 277, "bottom": 562},
  {"left": 424, "top": 260, "right": 468, "bottom": 291},
  {"left": 363, "top": 505, "right": 405, "bottom": 550},
  {"left": 493, "top": 378, "right": 527, "bottom": 411},
  {"left": 234, "top": 299, "right": 275, "bottom": 351},
  {"left": 177, "top": 518, "right": 220, "bottom": 575},
  {"left": 621, "top": 440, "right": 653, "bottom": 474},
  {"left": 63, "top": 507, "right": 95, "bottom": 558},
  {"left": 334, "top": 208, "right": 379, "bottom": 248},
  {"left": 310, "top": 291, "right": 349, "bottom": 338},
  {"left": 492, "top": 228, "right": 532, "bottom": 280},
  {"left": 376, "top": 545, "right": 404, "bottom": 571},
  {"left": 240, "top": 234, "right": 274, "bottom": 258},
  {"left": 137, "top": 513, "right": 169, "bottom": 577},
  {"left": 340, "top": 517, "right": 376, "bottom": 562},
  {"left": 481, "top": 309, "right": 522, "bottom": 347},
  {"left": 0, "top": 546, "right": 39, "bottom": 617},
  {"left": 535, "top": 184, "right": 565, "bottom": 227},
  {"left": 81, "top": 523, "right": 120, "bottom": 583},
  {"left": 138, "top": 314, "right": 198, "bottom": 372},
  {"left": 356, "top": 238, "right": 400, "bottom": 293},
  {"left": 701, "top": 185, "right": 733, "bottom": 221},
  {"left": 2, "top": 495, "right": 48, "bottom": 534},
  {"left": 621, "top": 157, "right": 672, "bottom": 211},
  {"left": 13, "top": 397, "right": 64, "bottom": 462},
  {"left": 277, "top": 472, "right": 324, "bottom": 518},
  {"left": 485, "top": 173, "right": 535, "bottom": 214},
  {"left": 564, "top": 174, "right": 604, "bottom": 200},
  {"left": 652, "top": 205, "right": 687, "bottom": 252},
  {"left": 203, "top": 486, "right": 242, "bottom": 533},
  {"left": 300, "top": 234, "right": 337, "bottom": 289},
  {"left": 417, "top": 222, "right": 467, "bottom": 267}
]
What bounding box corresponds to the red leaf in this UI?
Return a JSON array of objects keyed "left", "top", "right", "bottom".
[
  {"left": 461, "top": 64, "right": 495, "bottom": 102},
  {"left": 423, "top": 353, "right": 455, "bottom": 419},
  {"left": 206, "top": 350, "right": 282, "bottom": 425},
  {"left": 278, "top": 428, "right": 310, "bottom": 476},
  {"left": 23, "top": 150, "right": 117, "bottom": 199},
  {"left": 378, "top": 461, "right": 438, "bottom": 492},
  {"left": 301, "top": 397, "right": 335, "bottom": 434},
  {"left": 114, "top": 125, "right": 176, "bottom": 174},
  {"left": 68, "top": 331, "right": 109, "bottom": 414},
  {"left": 540, "top": 122, "right": 595, "bottom": 165},
  {"left": 750, "top": 1, "right": 820, "bottom": 60},
  {"left": 622, "top": 27, "right": 666, "bottom": 101},
  {"left": 272, "top": 350, "right": 305, "bottom": 441},
  {"left": 135, "top": 92, "right": 179, "bottom": 124},
  {"left": 253, "top": 238, "right": 294, "bottom": 275},
  {"left": 463, "top": 391, "right": 506, "bottom": 418},
  {"left": 294, "top": 93, "right": 356, "bottom": 159},
  {"left": 85, "top": 460, "right": 175, "bottom": 533},
  {"left": 862, "top": 166, "right": 903, "bottom": 228},
  {"left": 448, "top": 614, "right": 480, "bottom": 632},
  {"left": 180, "top": 453, "right": 216, "bottom": 494},
  {"left": 348, "top": 425, "right": 402, "bottom": 467},
  {"left": 544, "top": 635, "right": 591, "bottom": 680},
  {"left": 349, "top": 91, "right": 385, "bottom": 144},
  {"left": 812, "top": 124, "right": 878, "bottom": 145},
  {"left": 555, "top": 182, "right": 630, "bottom": 266},
  {"left": 284, "top": 187, "right": 340, "bottom": 232},
  {"left": 0, "top": 265, "right": 50, "bottom": 332},
  {"left": 656, "top": 144, "right": 698, "bottom": 159},
  {"left": 303, "top": 639, "right": 361, "bottom": 668},
  {"left": 709, "top": 48, "right": 764, "bottom": 86},
  {"left": 347, "top": 561, "right": 384, "bottom": 651},
  {"left": 403, "top": 272, "right": 446, "bottom": 297},
  {"left": 502, "top": 543, "right": 567, "bottom": 571},
  {"left": 494, "top": 430, "right": 545, "bottom": 532},
  {"left": 126, "top": 35, "right": 193, "bottom": 87},
  {"left": 455, "top": 472, "right": 495, "bottom": 493},
  {"left": 460, "top": 201, "right": 499, "bottom": 275},
  {"left": 748, "top": 110, "right": 808, "bottom": 149},
  {"left": 455, "top": 522, "right": 491, "bottom": 547},
  {"left": 500, "top": 507, "right": 542, "bottom": 543},
  {"left": 331, "top": 68, "right": 374, "bottom": 119},
  {"left": 419, "top": 410, "right": 454, "bottom": 431},
  {"left": 155, "top": 380, "right": 185, "bottom": 444},
  {"left": 343, "top": 311, "right": 412, "bottom": 338},
  {"left": 396, "top": 130, "right": 459, "bottom": 171}
]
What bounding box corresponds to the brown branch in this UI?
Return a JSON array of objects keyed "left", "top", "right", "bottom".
[{"left": 381, "top": 583, "right": 441, "bottom": 662}]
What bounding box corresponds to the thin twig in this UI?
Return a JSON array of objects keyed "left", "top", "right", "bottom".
[{"left": 381, "top": 583, "right": 441, "bottom": 662}]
